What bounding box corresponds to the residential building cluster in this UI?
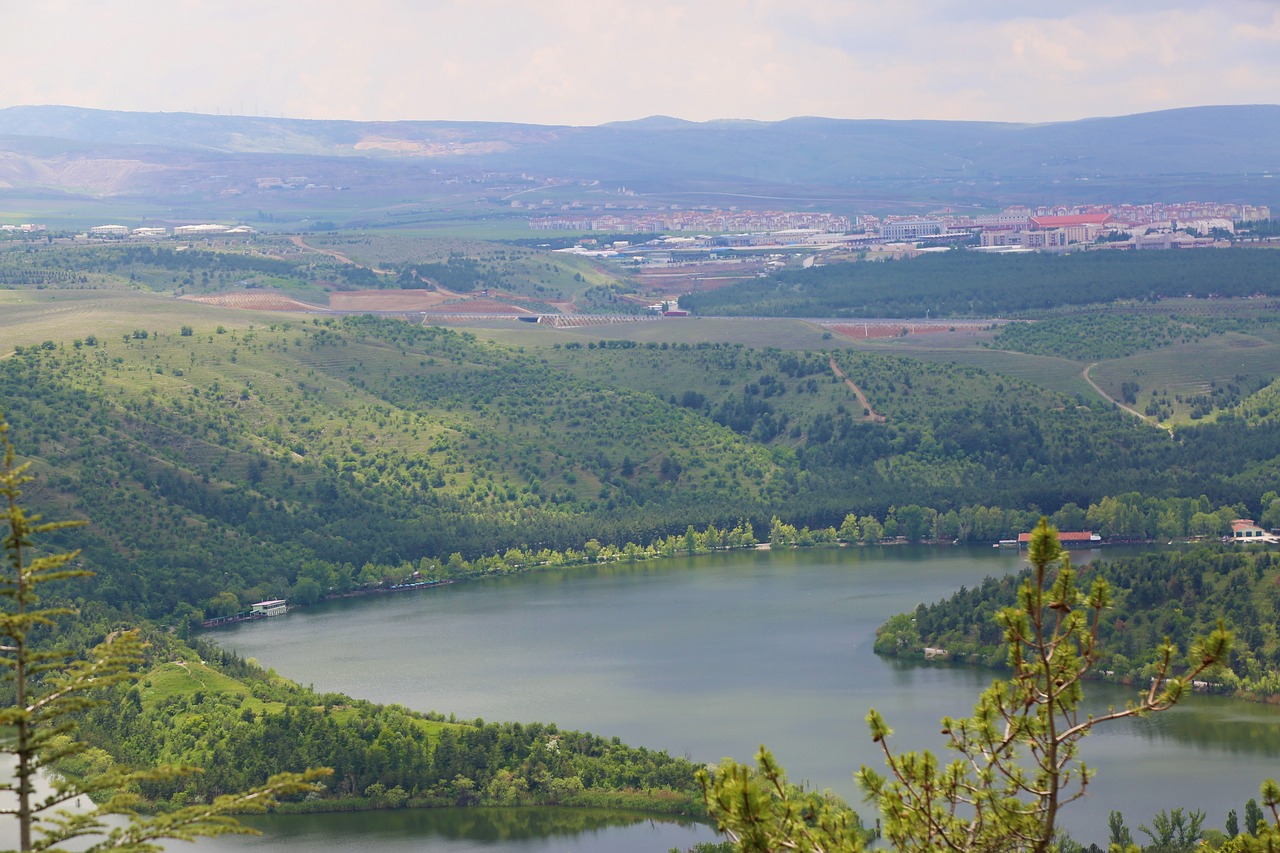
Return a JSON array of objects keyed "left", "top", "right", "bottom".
[
  {"left": 968, "top": 209, "right": 1262, "bottom": 252},
  {"left": 529, "top": 209, "right": 851, "bottom": 233},
  {"left": 536, "top": 198, "right": 1271, "bottom": 256}
]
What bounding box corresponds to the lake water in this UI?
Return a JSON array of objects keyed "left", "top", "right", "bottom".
[{"left": 195, "top": 545, "right": 1280, "bottom": 849}]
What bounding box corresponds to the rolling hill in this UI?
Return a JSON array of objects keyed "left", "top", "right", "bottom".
[{"left": 1, "top": 104, "right": 1277, "bottom": 216}]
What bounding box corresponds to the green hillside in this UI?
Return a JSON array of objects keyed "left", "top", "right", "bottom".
[
  {"left": 6, "top": 303, "right": 1280, "bottom": 627},
  {"left": 7, "top": 240, "right": 1280, "bottom": 627}
]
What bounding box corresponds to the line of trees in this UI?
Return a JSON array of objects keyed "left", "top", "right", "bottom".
[{"left": 682, "top": 250, "right": 1280, "bottom": 317}]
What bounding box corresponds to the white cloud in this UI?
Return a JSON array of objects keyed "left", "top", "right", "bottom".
[{"left": 0, "top": 0, "right": 1275, "bottom": 125}]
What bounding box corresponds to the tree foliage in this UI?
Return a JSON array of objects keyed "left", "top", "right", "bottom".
[
  {"left": 0, "top": 413, "right": 328, "bottom": 851},
  {"left": 880, "top": 544, "right": 1280, "bottom": 698},
  {"left": 682, "top": 251, "right": 1280, "bottom": 318}
]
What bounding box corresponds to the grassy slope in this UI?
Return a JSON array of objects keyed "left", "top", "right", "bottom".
[
  {"left": 306, "top": 232, "right": 627, "bottom": 303},
  {"left": 1088, "top": 331, "right": 1280, "bottom": 425},
  {"left": 0, "top": 289, "right": 309, "bottom": 351}
]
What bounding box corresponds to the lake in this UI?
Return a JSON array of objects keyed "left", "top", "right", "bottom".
[{"left": 196, "top": 544, "right": 1280, "bottom": 849}]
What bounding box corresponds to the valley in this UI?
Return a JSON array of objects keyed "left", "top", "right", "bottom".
[{"left": 3, "top": 109, "right": 1280, "bottom": 851}]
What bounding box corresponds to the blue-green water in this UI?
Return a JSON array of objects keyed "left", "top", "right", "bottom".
[{"left": 195, "top": 545, "right": 1280, "bottom": 849}]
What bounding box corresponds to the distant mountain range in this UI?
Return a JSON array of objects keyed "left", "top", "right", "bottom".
[{"left": 0, "top": 104, "right": 1276, "bottom": 217}]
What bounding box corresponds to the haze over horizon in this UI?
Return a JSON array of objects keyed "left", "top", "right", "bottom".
[{"left": 4, "top": 1, "right": 1278, "bottom": 128}]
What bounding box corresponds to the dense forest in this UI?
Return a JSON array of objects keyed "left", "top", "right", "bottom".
[
  {"left": 875, "top": 543, "right": 1280, "bottom": 698},
  {"left": 6, "top": 314, "right": 1280, "bottom": 623},
  {"left": 681, "top": 250, "right": 1280, "bottom": 318}
]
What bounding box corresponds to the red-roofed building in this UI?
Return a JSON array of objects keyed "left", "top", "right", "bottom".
[
  {"left": 1017, "top": 531, "right": 1102, "bottom": 548},
  {"left": 1231, "top": 519, "right": 1277, "bottom": 543},
  {"left": 980, "top": 213, "right": 1118, "bottom": 251},
  {"left": 1022, "top": 213, "right": 1116, "bottom": 248}
]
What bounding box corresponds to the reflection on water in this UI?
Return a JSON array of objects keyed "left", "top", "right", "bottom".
[
  {"left": 197, "top": 807, "right": 714, "bottom": 852},
  {"left": 1121, "top": 694, "right": 1280, "bottom": 758}
]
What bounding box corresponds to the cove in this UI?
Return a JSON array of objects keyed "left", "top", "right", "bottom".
[{"left": 200, "top": 544, "right": 1280, "bottom": 849}]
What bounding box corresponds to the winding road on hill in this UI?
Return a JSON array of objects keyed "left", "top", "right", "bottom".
[
  {"left": 288, "top": 235, "right": 381, "bottom": 270},
  {"left": 1083, "top": 362, "right": 1173, "bottom": 435}
]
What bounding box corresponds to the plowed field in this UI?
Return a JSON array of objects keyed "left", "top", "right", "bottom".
[
  {"left": 183, "top": 293, "right": 326, "bottom": 311},
  {"left": 328, "top": 290, "right": 453, "bottom": 311}
]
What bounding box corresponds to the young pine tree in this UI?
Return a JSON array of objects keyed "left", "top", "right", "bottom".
[
  {"left": 700, "top": 518, "right": 1232, "bottom": 853},
  {"left": 0, "top": 414, "right": 328, "bottom": 851}
]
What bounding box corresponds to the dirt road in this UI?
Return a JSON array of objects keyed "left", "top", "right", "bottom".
[
  {"left": 1083, "top": 363, "right": 1172, "bottom": 434},
  {"left": 830, "top": 357, "right": 885, "bottom": 422}
]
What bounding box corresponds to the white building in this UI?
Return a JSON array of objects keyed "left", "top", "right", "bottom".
[
  {"left": 880, "top": 219, "right": 945, "bottom": 240},
  {"left": 174, "top": 224, "right": 230, "bottom": 236},
  {"left": 250, "top": 599, "right": 288, "bottom": 617}
]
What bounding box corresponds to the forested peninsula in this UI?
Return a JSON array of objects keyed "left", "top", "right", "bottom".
[{"left": 875, "top": 543, "right": 1280, "bottom": 699}]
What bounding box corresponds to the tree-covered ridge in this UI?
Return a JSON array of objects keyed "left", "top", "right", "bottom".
[
  {"left": 9, "top": 314, "right": 1280, "bottom": 623},
  {"left": 989, "top": 313, "right": 1209, "bottom": 361},
  {"left": 0, "top": 236, "right": 621, "bottom": 309},
  {"left": 0, "top": 411, "right": 702, "bottom": 828},
  {"left": 0, "top": 242, "right": 368, "bottom": 299},
  {"left": 545, "top": 340, "right": 1193, "bottom": 516},
  {"left": 1, "top": 319, "right": 790, "bottom": 618},
  {"left": 875, "top": 544, "right": 1280, "bottom": 698},
  {"left": 681, "top": 251, "right": 1280, "bottom": 318},
  {"left": 1238, "top": 378, "right": 1280, "bottom": 425},
  {"left": 768, "top": 490, "right": 1258, "bottom": 547}
]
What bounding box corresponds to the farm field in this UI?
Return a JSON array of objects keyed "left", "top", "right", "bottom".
[{"left": 185, "top": 291, "right": 329, "bottom": 311}]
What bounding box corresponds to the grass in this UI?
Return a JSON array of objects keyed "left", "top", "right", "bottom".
[
  {"left": 1088, "top": 331, "right": 1280, "bottom": 425},
  {"left": 134, "top": 660, "right": 476, "bottom": 736},
  {"left": 0, "top": 289, "right": 315, "bottom": 351},
  {"left": 139, "top": 660, "right": 259, "bottom": 708},
  {"left": 470, "top": 317, "right": 850, "bottom": 351},
  {"left": 773, "top": 327, "right": 1099, "bottom": 399}
]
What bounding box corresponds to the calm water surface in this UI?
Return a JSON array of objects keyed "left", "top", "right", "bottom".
[{"left": 195, "top": 545, "right": 1280, "bottom": 849}]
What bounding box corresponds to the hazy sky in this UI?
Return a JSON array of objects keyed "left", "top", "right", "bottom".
[{"left": 4, "top": 1, "right": 1277, "bottom": 126}]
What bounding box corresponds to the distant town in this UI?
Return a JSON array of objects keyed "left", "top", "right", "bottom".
[
  {"left": 536, "top": 200, "right": 1274, "bottom": 256},
  {"left": 3, "top": 199, "right": 1272, "bottom": 261}
]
